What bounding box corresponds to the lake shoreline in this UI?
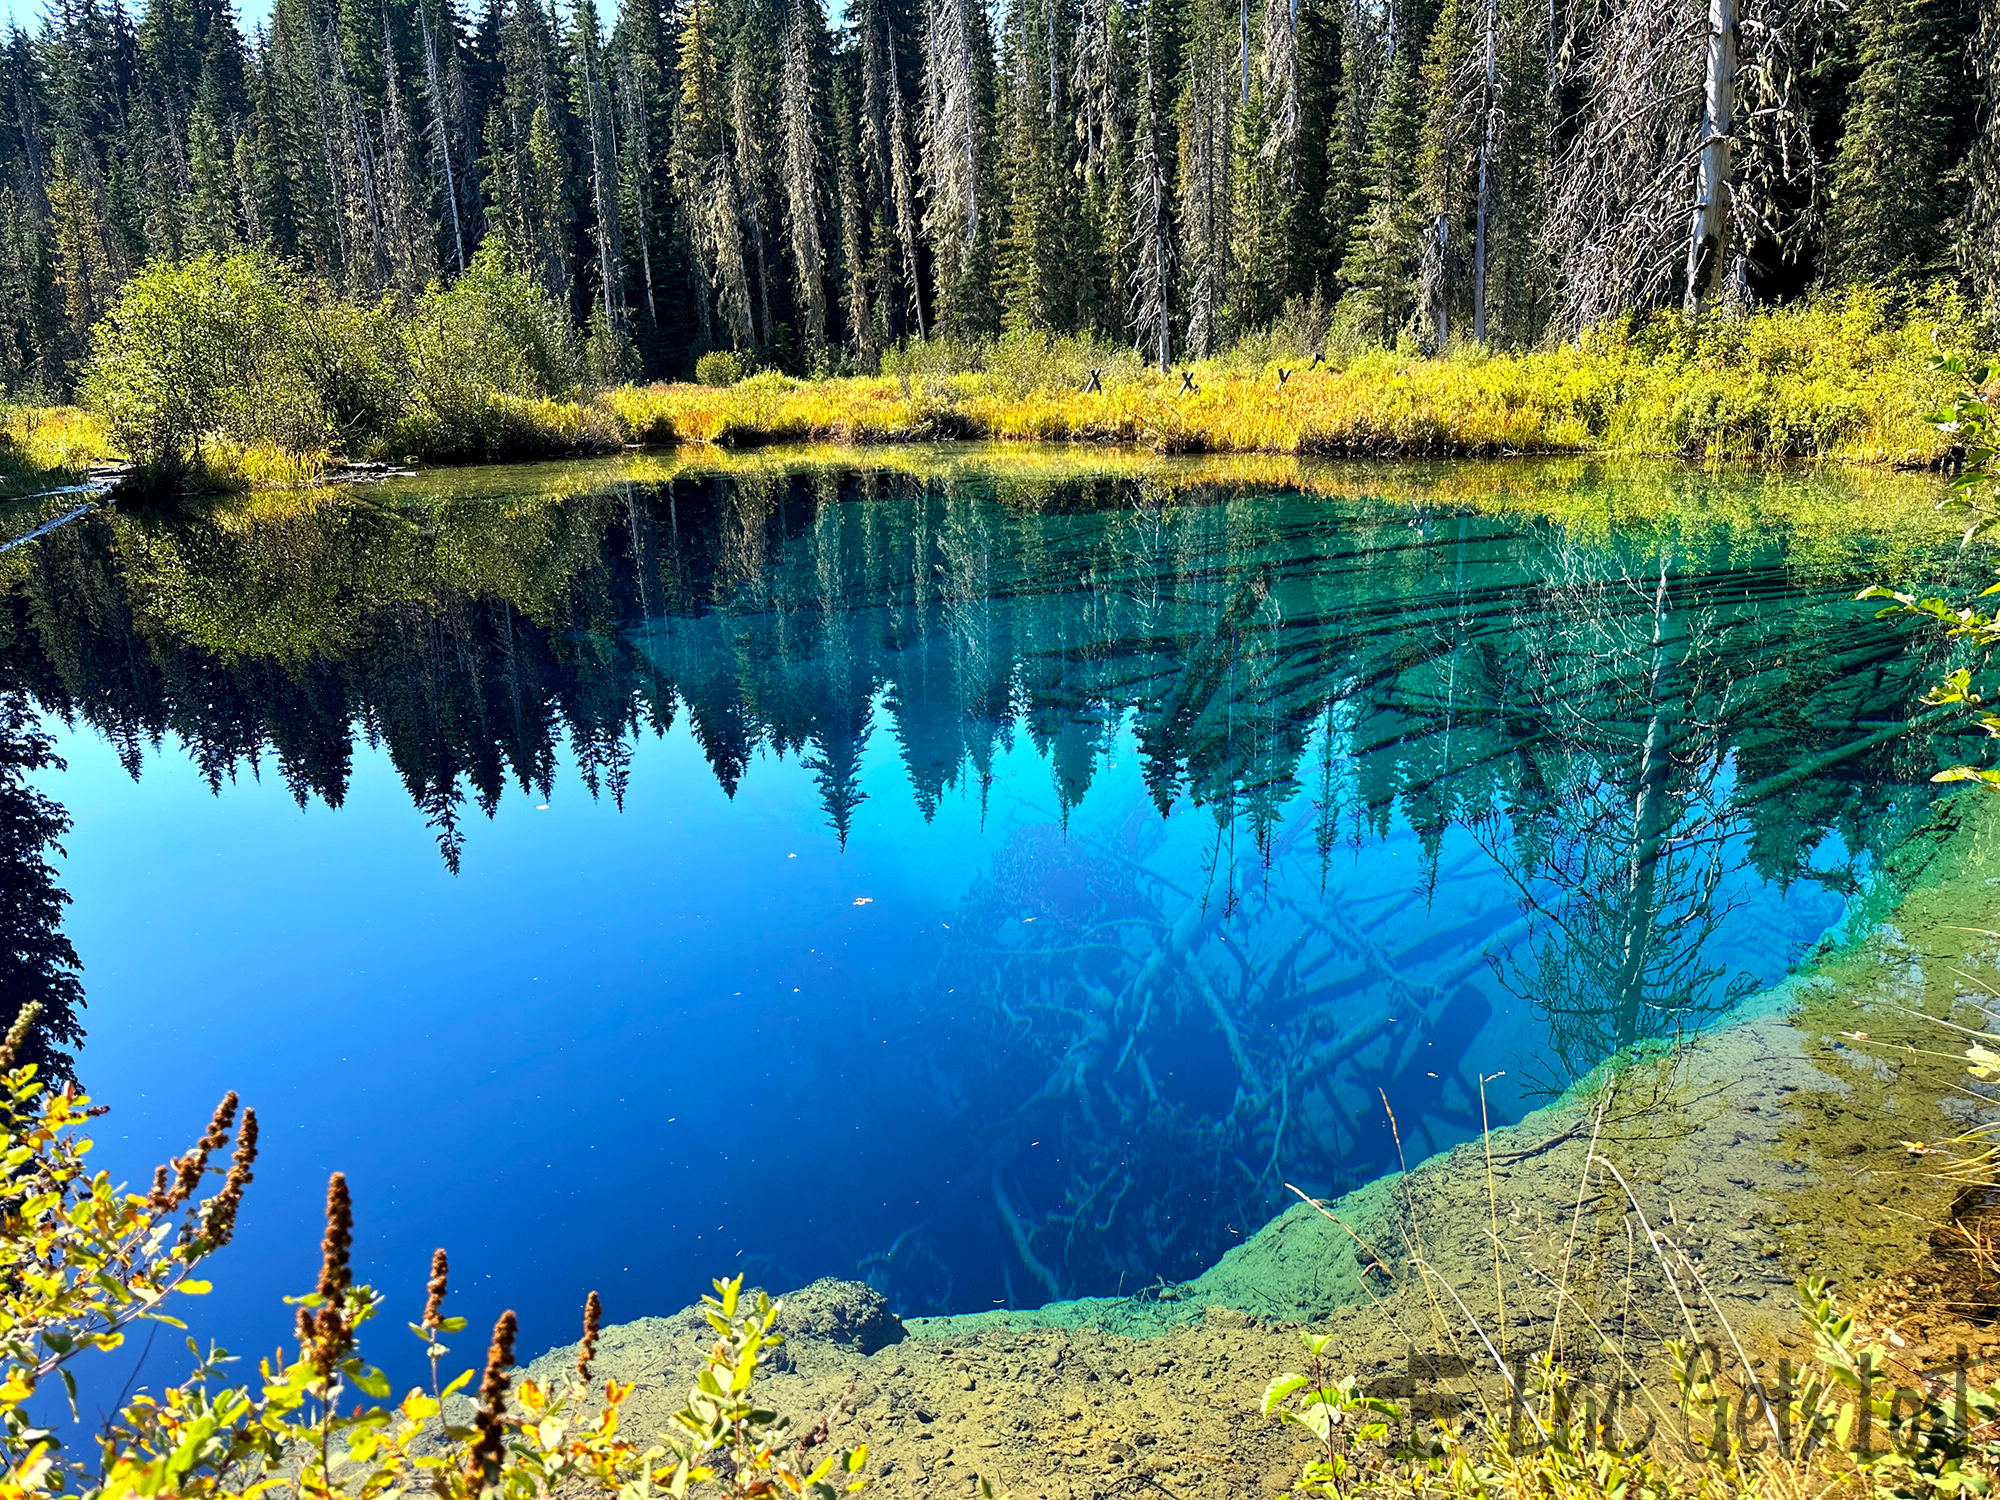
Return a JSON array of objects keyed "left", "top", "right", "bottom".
[
  {"left": 525, "top": 790, "right": 2000, "bottom": 1499},
  {"left": 2, "top": 294, "right": 1976, "bottom": 499}
]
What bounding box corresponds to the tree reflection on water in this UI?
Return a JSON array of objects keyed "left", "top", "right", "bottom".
[{"left": 0, "top": 461, "right": 1969, "bottom": 1307}]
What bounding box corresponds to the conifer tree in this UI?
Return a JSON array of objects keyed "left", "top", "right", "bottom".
[
  {"left": 922, "top": 0, "right": 997, "bottom": 334},
  {"left": 1178, "top": 0, "right": 1234, "bottom": 355},
  {"left": 571, "top": 0, "right": 625, "bottom": 334},
  {"left": 416, "top": 0, "right": 473, "bottom": 273},
  {"left": 1231, "top": 0, "right": 1301, "bottom": 324},
  {"left": 780, "top": 0, "right": 828, "bottom": 361},
  {"left": 674, "top": 0, "right": 754, "bottom": 347},
  {"left": 1319, "top": 0, "right": 1379, "bottom": 300},
  {"left": 1826, "top": 0, "right": 1967, "bottom": 283},
  {"left": 830, "top": 55, "right": 874, "bottom": 360},
  {"left": 45, "top": 145, "right": 116, "bottom": 372},
  {"left": 1337, "top": 37, "right": 1418, "bottom": 342},
  {"left": 379, "top": 15, "right": 437, "bottom": 290},
  {"left": 1129, "top": 0, "right": 1175, "bottom": 367},
  {"left": 729, "top": 17, "right": 779, "bottom": 350},
  {"left": 611, "top": 0, "right": 669, "bottom": 330},
  {"left": 857, "top": 0, "right": 925, "bottom": 340},
  {"left": 997, "top": 0, "right": 1083, "bottom": 332},
  {"left": 482, "top": 0, "right": 575, "bottom": 306},
  {"left": 185, "top": 108, "right": 240, "bottom": 249},
  {"left": 1071, "top": 0, "right": 1128, "bottom": 332},
  {"left": 1414, "top": 0, "right": 1476, "bottom": 347}
]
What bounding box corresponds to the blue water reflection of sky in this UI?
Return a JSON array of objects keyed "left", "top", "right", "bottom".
[{"left": 41, "top": 702, "right": 993, "bottom": 1403}]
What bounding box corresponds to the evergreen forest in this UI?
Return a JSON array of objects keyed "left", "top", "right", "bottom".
[{"left": 0, "top": 0, "right": 1986, "bottom": 395}]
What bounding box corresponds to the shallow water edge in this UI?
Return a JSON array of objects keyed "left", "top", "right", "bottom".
[{"left": 522, "top": 788, "right": 2000, "bottom": 1499}]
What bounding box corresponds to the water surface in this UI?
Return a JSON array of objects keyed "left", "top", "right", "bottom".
[{"left": 0, "top": 450, "right": 1972, "bottom": 1386}]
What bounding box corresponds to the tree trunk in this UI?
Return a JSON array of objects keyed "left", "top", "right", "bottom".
[
  {"left": 1683, "top": 0, "right": 1735, "bottom": 314},
  {"left": 1472, "top": 0, "right": 1496, "bottom": 343},
  {"left": 419, "top": 6, "right": 465, "bottom": 274},
  {"left": 1239, "top": 0, "right": 1250, "bottom": 106}
]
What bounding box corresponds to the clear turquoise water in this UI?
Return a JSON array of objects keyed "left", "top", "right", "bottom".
[{"left": 0, "top": 457, "right": 1967, "bottom": 1388}]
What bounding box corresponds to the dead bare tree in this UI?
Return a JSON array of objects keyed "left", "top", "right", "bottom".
[{"left": 1539, "top": 0, "right": 1820, "bottom": 330}]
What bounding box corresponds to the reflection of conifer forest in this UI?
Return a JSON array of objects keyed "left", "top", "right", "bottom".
[{"left": 0, "top": 464, "right": 1974, "bottom": 1307}]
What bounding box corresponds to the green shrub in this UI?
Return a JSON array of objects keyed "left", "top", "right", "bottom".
[
  {"left": 77, "top": 252, "right": 408, "bottom": 481},
  {"left": 80, "top": 252, "right": 320, "bottom": 477},
  {"left": 399, "top": 240, "right": 582, "bottom": 458},
  {"left": 584, "top": 308, "right": 642, "bottom": 391},
  {"left": 291, "top": 288, "right": 403, "bottom": 453},
  {"left": 695, "top": 350, "right": 746, "bottom": 387}
]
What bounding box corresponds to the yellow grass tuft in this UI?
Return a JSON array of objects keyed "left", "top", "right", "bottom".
[{"left": 605, "top": 290, "right": 1974, "bottom": 466}]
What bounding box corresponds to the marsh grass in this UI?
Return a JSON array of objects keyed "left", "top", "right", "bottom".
[
  {"left": 0, "top": 405, "right": 114, "bottom": 496},
  {"left": 609, "top": 292, "right": 1976, "bottom": 466},
  {"left": 40, "top": 286, "right": 1988, "bottom": 491}
]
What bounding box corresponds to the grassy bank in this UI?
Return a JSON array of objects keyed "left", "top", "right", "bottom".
[
  {"left": 18, "top": 283, "right": 1984, "bottom": 493},
  {"left": 0, "top": 406, "right": 112, "bottom": 497},
  {"left": 611, "top": 291, "right": 1978, "bottom": 465}
]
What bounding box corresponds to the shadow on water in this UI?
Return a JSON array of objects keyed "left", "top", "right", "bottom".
[{"left": 0, "top": 450, "right": 1986, "bottom": 1333}]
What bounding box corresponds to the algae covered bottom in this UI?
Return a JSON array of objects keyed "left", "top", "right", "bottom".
[{"left": 0, "top": 448, "right": 1978, "bottom": 1393}]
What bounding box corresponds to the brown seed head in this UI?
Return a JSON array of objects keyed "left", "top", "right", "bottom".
[
  {"left": 315, "top": 1172, "right": 353, "bottom": 1302},
  {"left": 422, "top": 1248, "right": 449, "bottom": 1331},
  {"left": 200, "top": 1108, "right": 257, "bottom": 1249},
  {"left": 148, "top": 1164, "right": 172, "bottom": 1213},
  {"left": 577, "top": 1290, "right": 602, "bottom": 1381},
  {"left": 0, "top": 1003, "right": 41, "bottom": 1071},
  {"left": 170, "top": 1091, "right": 239, "bottom": 1205},
  {"left": 310, "top": 1302, "right": 350, "bottom": 1376},
  {"left": 465, "top": 1309, "right": 518, "bottom": 1494},
  {"left": 200, "top": 1092, "right": 238, "bottom": 1151}
]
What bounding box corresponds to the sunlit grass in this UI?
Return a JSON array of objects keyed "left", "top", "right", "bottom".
[
  {"left": 11, "top": 287, "right": 1978, "bottom": 491},
  {"left": 609, "top": 290, "right": 1974, "bottom": 466},
  {"left": 0, "top": 405, "right": 114, "bottom": 494},
  {"left": 204, "top": 442, "right": 330, "bottom": 490}
]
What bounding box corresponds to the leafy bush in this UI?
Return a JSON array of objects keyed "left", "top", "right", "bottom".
[
  {"left": 290, "top": 289, "right": 403, "bottom": 453},
  {"left": 0, "top": 1001, "right": 867, "bottom": 1499},
  {"left": 398, "top": 240, "right": 582, "bottom": 458},
  {"left": 981, "top": 330, "right": 1144, "bottom": 396},
  {"left": 78, "top": 253, "right": 410, "bottom": 483},
  {"left": 79, "top": 252, "right": 321, "bottom": 478},
  {"left": 695, "top": 350, "right": 745, "bottom": 387},
  {"left": 584, "top": 309, "right": 642, "bottom": 392}
]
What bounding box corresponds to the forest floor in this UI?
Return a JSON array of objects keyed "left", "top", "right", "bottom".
[{"left": 523, "top": 793, "right": 2000, "bottom": 1500}]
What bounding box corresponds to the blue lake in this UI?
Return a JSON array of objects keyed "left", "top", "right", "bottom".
[{"left": 0, "top": 452, "right": 1969, "bottom": 1398}]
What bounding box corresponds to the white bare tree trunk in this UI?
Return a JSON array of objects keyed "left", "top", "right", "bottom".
[{"left": 1683, "top": 0, "right": 1735, "bottom": 313}]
